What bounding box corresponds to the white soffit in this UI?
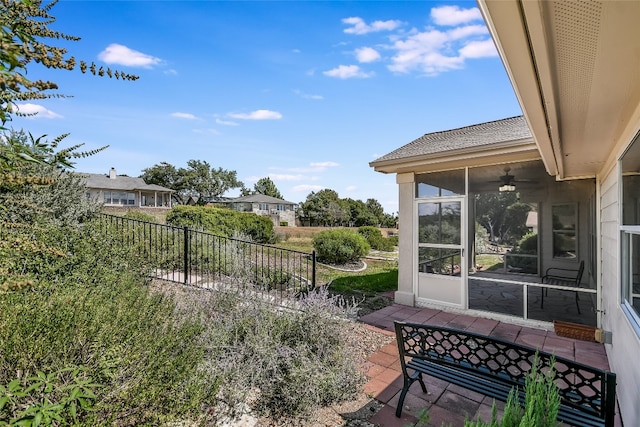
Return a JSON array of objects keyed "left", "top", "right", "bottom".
[{"left": 479, "top": 0, "right": 640, "bottom": 180}]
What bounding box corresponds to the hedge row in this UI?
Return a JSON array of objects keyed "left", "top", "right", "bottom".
[{"left": 166, "top": 205, "right": 276, "bottom": 243}]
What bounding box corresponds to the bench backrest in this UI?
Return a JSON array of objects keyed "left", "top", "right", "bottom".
[{"left": 395, "top": 321, "right": 616, "bottom": 422}]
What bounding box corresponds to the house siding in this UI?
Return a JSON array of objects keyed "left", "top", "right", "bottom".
[{"left": 600, "top": 165, "right": 640, "bottom": 426}]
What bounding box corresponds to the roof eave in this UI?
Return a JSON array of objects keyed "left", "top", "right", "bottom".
[
  {"left": 477, "top": 0, "right": 561, "bottom": 178},
  {"left": 370, "top": 138, "right": 540, "bottom": 174}
]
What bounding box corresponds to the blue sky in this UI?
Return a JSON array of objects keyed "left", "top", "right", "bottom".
[{"left": 13, "top": 0, "right": 522, "bottom": 213}]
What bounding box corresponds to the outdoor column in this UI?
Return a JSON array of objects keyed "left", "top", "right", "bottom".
[
  {"left": 154, "top": 191, "right": 157, "bottom": 207},
  {"left": 395, "top": 172, "right": 416, "bottom": 306}
]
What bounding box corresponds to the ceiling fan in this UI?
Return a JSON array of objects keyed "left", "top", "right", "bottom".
[{"left": 498, "top": 167, "right": 516, "bottom": 192}]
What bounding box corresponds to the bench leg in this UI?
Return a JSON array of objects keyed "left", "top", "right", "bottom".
[
  {"left": 396, "top": 373, "right": 427, "bottom": 418},
  {"left": 395, "top": 385, "right": 411, "bottom": 418}
]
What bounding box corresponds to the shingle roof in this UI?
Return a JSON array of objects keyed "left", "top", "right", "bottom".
[
  {"left": 230, "top": 194, "right": 295, "bottom": 205},
  {"left": 80, "top": 173, "right": 174, "bottom": 192},
  {"left": 372, "top": 116, "right": 532, "bottom": 164}
]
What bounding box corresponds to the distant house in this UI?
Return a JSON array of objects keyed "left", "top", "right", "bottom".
[
  {"left": 225, "top": 194, "right": 296, "bottom": 226},
  {"left": 82, "top": 168, "right": 173, "bottom": 208}
]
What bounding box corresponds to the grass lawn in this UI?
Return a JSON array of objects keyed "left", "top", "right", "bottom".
[
  {"left": 475, "top": 253, "right": 504, "bottom": 271},
  {"left": 324, "top": 258, "right": 397, "bottom": 294},
  {"left": 274, "top": 230, "right": 398, "bottom": 293}
]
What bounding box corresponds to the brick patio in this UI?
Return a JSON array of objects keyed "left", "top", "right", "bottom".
[{"left": 357, "top": 304, "right": 622, "bottom": 427}]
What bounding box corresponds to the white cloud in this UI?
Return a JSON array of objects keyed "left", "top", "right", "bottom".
[
  {"left": 98, "top": 43, "right": 162, "bottom": 68},
  {"left": 227, "top": 109, "right": 283, "bottom": 120},
  {"left": 342, "top": 17, "right": 403, "bottom": 35},
  {"left": 171, "top": 112, "right": 197, "bottom": 120},
  {"left": 387, "top": 24, "right": 493, "bottom": 75},
  {"left": 355, "top": 47, "right": 381, "bottom": 63},
  {"left": 164, "top": 69, "right": 178, "bottom": 75},
  {"left": 459, "top": 39, "right": 498, "bottom": 58},
  {"left": 215, "top": 118, "right": 239, "bottom": 126},
  {"left": 345, "top": 185, "right": 357, "bottom": 192},
  {"left": 16, "top": 103, "right": 62, "bottom": 119},
  {"left": 323, "top": 65, "right": 373, "bottom": 79},
  {"left": 268, "top": 174, "right": 306, "bottom": 181},
  {"left": 294, "top": 89, "right": 324, "bottom": 100},
  {"left": 447, "top": 25, "right": 489, "bottom": 40},
  {"left": 310, "top": 161, "right": 339, "bottom": 168},
  {"left": 431, "top": 5, "right": 483, "bottom": 26},
  {"left": 292, "top": 184, "right": 325, "bottom": 193}
]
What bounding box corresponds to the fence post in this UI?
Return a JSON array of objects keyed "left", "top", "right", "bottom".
[
  {"left": 312, "top": 250, "right": 316, "bottom": 289},
  {"left": 183, "top": 226, "right": 189, "bottom": 285}
]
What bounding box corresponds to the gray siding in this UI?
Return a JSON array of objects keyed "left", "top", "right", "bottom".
[{"left": 600, "top": 168, "right": 640, "bottom": 426}]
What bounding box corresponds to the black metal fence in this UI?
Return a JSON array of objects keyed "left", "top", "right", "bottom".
[{"left": 98, "top": 214, "right": 316, "bottom": 301}]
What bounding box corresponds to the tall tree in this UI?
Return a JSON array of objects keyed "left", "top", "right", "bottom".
[
  {"left": 344, "top": 198, "right": 377, "bottom": 227},
  {"left": 184, "top": 160, "right": 243, "bottom": 202},
  {"left": 475, "top": 192, "right": 531, "bottom": 245},
  {"left": 253, "top": 177, "right": 283, "bottom": 199},
  {"left": 140, "top": 160, "right": 243, "bottom": 204},
  {"left": 365, "top": 198, "right": 385, "bottom": 226},
  {"left": 299, "top": 189, "right": 349, "bottom": 226},
  {"left": 140, "top": 162, "right": 187, "bottom": 204}
]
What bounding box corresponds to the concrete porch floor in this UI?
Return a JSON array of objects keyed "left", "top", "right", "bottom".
[{"left": 357, "top": 303, "right": 623, "bottom": 427}]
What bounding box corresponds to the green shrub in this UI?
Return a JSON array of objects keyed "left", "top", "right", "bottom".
[
  {"left": 517, "top": 232, "right": 538, "bottom": 254},
  {"left": 358, "top": 226, "right": 396, "bottom": 252},
  {"left": 313, "top": 229, "right": 370, "bottom": 264},
  {"left": 0, "top": 367, "right": 101, "bottom": 426},
  {"left": 358, "top": 226, "right": 383, "bottom": 248},
  {"left": 194, "top": 287, "right": 364, "bottom": 419},
  {"left": 279, "top": 221, "right": 288, "bottom": 226},
  {"left": 167, "top": 205, "right": 276, "bottom": 243},
  {"left": 0, "top": 221, "right": 218, "bottom": 425},
  {"left": 463, "top": 357, "right": 560, "bottom": 427},
  {"left": 123, "top": 210, "right": 156, "bottom": 222}
]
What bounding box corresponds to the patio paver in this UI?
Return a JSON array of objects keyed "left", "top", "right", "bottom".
[{"left": 358, "top": 303, "right": 622, "bottom": 427}]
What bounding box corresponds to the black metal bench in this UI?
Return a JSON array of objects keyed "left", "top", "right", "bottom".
[{"left": 394, "top": 321, "right": 617, "bottom": 427}]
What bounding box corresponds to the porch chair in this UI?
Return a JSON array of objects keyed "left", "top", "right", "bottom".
[{"left": 540, "top": 260, "right": 585, "bottom": 314}]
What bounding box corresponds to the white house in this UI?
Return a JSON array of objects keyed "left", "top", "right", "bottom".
[
  {"left": 225, "top": 194, "right": 297, "bottom": 227},
  {"left": 370, "top": 1, "right": 640, "bottom": 424},
  {"left": 83, "top": 168, "right": 173, "bottom": 208}
]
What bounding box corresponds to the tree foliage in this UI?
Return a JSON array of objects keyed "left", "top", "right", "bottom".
[
  {"left": 299, "top": 189, "right": 397, "bottom": 228},
  {"left": 298, "top": 189, "right": 349, "bottom": 226},
  {"left": 253, "top": 176, "right": 283, "bottom": 199},
  {"left": 141, "top": 160, "right": 243, "bottom": 204},
  {"left": 475, "top": 192, "right": 532, "bottom": 246}
]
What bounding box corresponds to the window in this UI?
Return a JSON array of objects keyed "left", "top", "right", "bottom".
[
  {"left": 258, "top": 203, "right": 268, "bottom": 211},
  {"left": 416, "top": 169, "right": 465, "bottom": 198},
  {"left": 418, "top": 202, "right": 461, "bottom": 245},
  {"left": 552, "top": 204, "right": 577, "bottom": 258},
  {"left": 417, "top": 201, "right": 462, "bottom": 275},
  {"left": 277, "top": 204, "right": 286, "bottom": 211},
  {"left": 103, "top": 191, "right": 135, "bottom": 205},
  {"left": 621, "top": 131, "right": 640, "bottom": 330}
]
